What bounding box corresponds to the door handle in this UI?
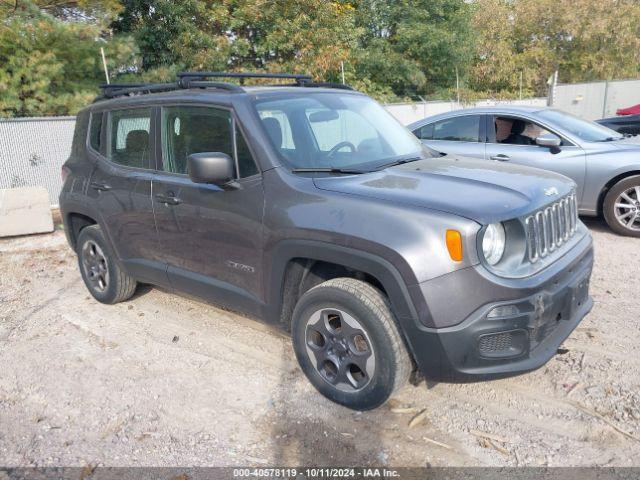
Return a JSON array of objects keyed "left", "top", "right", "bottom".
[
  {"left": 490, "top": 154, "right": 510, "bottom": 161},
  {"left": 155, "top": 193, "right": 182, "bottom": 205},
  {"left": 90, "top": 181, "right": 111, "bottom": 191}
]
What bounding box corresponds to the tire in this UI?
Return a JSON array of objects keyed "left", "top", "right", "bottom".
[
  {"left": 291, "top": 278, "right": 411, "bottom": 410},
  {"left": 76, "top": 225, "right": 137, "bottom": 304},
  {"left": 603, "top": 175, "right": 640, "bottom": 237}
]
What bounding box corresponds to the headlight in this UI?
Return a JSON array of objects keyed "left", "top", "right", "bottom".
[{"left": 482, "top": 223, "right": 506, "bottom": 266}]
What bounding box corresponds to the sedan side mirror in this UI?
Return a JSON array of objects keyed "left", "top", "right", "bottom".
[
  {"left": 187, "top": 152, "right": 235, "bottom": 186},
  {"left": 536, "top": 134, "right": 562, "bottom": 154}
]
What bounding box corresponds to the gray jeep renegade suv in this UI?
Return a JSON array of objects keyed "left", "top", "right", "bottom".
[{"left": 60, "top": 72, "right": 594, "bottom": 410}]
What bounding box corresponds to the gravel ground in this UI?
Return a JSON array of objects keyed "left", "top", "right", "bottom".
[{"left": 0, "top": 218, "right": 638, "bottom": 467}]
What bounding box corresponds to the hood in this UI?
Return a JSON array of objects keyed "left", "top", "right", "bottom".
[
  {"left": 313, "top": 156, "right": 575, "bottom": 224},
  {"left": 584, "top": 136, "right": 640, "bottom": 154},
  {"left": 605, "top": 135, "right": 640, "bottom": 150}
]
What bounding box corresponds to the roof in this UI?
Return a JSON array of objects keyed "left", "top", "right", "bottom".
[
  {"left": 89, "top": 71, "right": 361, "bottom": 112},
  {"left": 407, "top": 105, "right": 549, "bottom": 128}
]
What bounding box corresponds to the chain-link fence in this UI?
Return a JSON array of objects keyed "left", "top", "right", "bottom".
[{"left": 0, "top": 116, "right": 76, "bottom": 206}]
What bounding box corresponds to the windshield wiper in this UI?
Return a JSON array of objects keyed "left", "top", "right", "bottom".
[
  {"left": 598, "top": 136, "right": 621, "bottom": 142},
  {"left": 291, "top": 167, "right": 368, "bottom": 174},
  {"left": 374, "top": 156, "right": 423, "bottom": 171}
]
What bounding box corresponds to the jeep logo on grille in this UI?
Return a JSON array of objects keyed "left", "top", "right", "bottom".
[{"left": 544, "top": 187, "right": 559, "bottom": 196}]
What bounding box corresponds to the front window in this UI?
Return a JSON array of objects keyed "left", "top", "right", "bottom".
[
  {"left": 161, "top": 106, "right": 259, "bottom": 178},
  {"left": 491, "top": 116, "right": 552, "bottom": 145},
  {"left": 537, "top": 109, "right": 623, "bottom": 142},
  {"left": 253, "top": 93, "right": 433, "bottom": 171}
]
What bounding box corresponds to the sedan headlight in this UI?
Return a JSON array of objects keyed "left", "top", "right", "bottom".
[{"left": 482, "top": 223, "right": 506, "bottom": 266}]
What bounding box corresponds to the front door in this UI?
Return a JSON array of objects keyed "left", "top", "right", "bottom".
[
  {"left": 86, "top": 107, "right": 166, "bottom": 285},
  {"left": 484, "top": 115, "right": 587, "bottom": 200},
  {"left": 152, "top": 105, "right": 265, "bottom": 316}
]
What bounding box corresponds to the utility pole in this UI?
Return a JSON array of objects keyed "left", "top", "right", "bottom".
[
  {"left": 519, "top": 71, "right": 523, "bottom": 100},
  {"left": 100, "top": 47, "right": 110, "bottom": 84}
]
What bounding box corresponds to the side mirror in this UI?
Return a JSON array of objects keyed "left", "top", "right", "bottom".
[
  {"left": 187, "top": 152, "right": 235, "bottom": 186},
  {"left": 536, "top": 134, "right": 562, "bottom": 154}
]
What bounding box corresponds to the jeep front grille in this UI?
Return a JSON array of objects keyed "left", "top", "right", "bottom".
[{"left": 525, "top": 192, "right": 578, "bottom": 263}]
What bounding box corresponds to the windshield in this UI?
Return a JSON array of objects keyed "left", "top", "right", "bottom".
[
  {"left": 252, "top": 93, "right": 434, "bottom": 171},
  {"left": 537, "top": 109, "right": 623, "bottom": 142}
]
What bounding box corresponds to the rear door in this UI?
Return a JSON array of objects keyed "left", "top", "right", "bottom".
[
  {"left": 86, "top": 106, "right": 166, "bottom": 286},
  {"left": 413, "top": 114, "right": 486, "bottom": 159},
  {"left": 484, "top": 114, "right": 587, "bottom": 198},
  {"left": 151, "top": 104, "right": 265, "bottom": 316}
]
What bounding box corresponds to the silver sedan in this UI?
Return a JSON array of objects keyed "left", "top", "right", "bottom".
[{"left": 408, "top": 106, "right": 640, "bottom": 236}]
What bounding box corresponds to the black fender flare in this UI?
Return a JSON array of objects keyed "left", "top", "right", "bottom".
[
  {"left": 60, "top": 198, "right": 108, "bottom": 250},
  {"left": 265, "top": 239, "right": 420, "bottom": 326}
]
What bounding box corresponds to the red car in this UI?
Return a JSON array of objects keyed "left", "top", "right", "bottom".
[{"left": 596, "top": 103, "right": 640, "bottom": 136}]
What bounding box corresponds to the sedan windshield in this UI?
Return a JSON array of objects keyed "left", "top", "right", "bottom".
[
  {"left": 252, "top": 93, "right": 434, "bottom": 171},
  {"left": 537, "top": 109, "right": 623, "bottom": 142}
]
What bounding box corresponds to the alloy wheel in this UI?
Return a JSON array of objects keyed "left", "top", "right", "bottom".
[
  {"left": 614, "top": 186, "right": 640, "bottom": 231},
  {"left": 304, "top": 308, "right": 375, "bottom": 392},
  {"left": 81, "top": 240, "right": 110, "bottom": 292}
]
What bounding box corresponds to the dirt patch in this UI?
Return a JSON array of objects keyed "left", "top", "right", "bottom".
[{"left": 0, "top": 218, "right": 638, "bottom": 466}]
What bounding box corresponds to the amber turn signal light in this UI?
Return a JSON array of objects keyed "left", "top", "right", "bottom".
[{"left": 446, "top": 230, "right": 463, "bottom": 262}]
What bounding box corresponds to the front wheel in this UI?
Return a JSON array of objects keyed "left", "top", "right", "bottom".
[
  {"left": 603, "top": 175, "right": 640, "bottom": 237},
  {"left": 291, "top": 278, "right": 411, "bottom": 410}
]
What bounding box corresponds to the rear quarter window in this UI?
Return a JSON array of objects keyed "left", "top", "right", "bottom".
[
  {"left": 413, "top": 123, "right": 434, "bottom": 140},
  {"left": 89, "top": 112, "right": 103, "bottom": 152},
  {"left": 71, "top": 110, "right": 90, "bottom": 157}
]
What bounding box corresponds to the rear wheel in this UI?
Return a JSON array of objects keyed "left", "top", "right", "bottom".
[
  {"left": 603, "top": 175, "right": 640, "bottom": 237},
  {"left": 291, "top": 278, "right": 411, "bottom": 410},
  {"left": 76, "top": 225, "right": 137, "bottom": 304}
]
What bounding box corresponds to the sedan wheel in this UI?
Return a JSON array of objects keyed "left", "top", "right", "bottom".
[
  {"left": 613, "top": 186, "right": 640, "bottom": 232},
  {"left": 604, "top": 176, "right": 640, "bottom": 237}
]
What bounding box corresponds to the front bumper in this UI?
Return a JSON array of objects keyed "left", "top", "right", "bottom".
[{"left": 403, "top": 232, "right": 594, "bottom": 382}]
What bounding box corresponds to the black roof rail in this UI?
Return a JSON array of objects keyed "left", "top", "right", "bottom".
[
  {"left": 177, "top": 71, "right": 313, "bottom": 86},
  {"left": 303, "top": 81, "right": 354, "bottom": 91},
  {"left": 100, "top": 83, "right": 148, "bottom": 92},
  {"left": 177, "top": 80, "right": 244, "bottom": 92},
  {"left": 98, "top": 82, "right": 179, "bottom": 99},
  {"left": 94, "top": 72, "right": 355, "bottom": 101}
]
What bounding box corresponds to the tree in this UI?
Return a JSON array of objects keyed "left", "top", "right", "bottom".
[
  {"left": 112, "top": 0, "right": 359, "bottom": 81},
  {"left": 350, "top": 0, "right": 475, "bottom": 99},
  {"left": 0, "top": 0, "right": 136, "bottom": 117},
  {"left": 470, "top": 0, "right": 640, "bottom": 96}
]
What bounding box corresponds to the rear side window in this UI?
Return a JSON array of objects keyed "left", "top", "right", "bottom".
[
  {"left": 161, "top": 105, "right": 259, "bottom": 178},
  {"left": 89, "top": 112, "right": 103, "bottom": 152},
  {"left": 413, "top": 123, "right": 434, "bottom": 140},
  {"left": 432, "top": 116, "right": 481, "bottom": 142},
  {"left": 107, "top": 108, "right": 152, "bottom": 169}
]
